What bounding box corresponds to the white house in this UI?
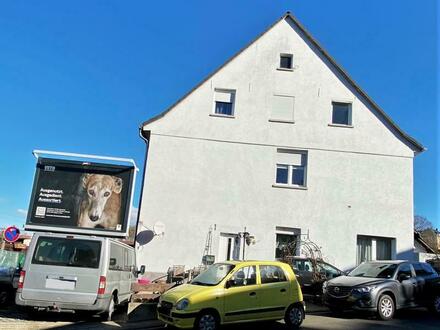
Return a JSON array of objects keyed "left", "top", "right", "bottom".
[{"left": 137, "top": 12, "right": 424, "bottom": 273}]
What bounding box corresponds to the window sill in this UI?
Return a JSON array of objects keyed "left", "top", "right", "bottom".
[
  {"left": 276, "top": 67, "right": 294, "bottom": 72},
  {"left": 328, "top": 123, "right": 353, "bottom": 128},
  {"left": 272, "top": 184, "right": 308, "bottom": 190},
  {"left": 269, "top": 119, "right": 295, "bottom": 124},
  {"left": 210, "top": 113, "right": 235, "bottom": 119}
]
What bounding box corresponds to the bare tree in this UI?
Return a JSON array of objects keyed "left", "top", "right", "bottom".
[{"left": 414, "top": 215, "right": 433, "bottom": 232}]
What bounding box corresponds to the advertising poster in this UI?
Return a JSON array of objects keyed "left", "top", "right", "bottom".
[{"left": 25, "top": 157, "right": 135, "bottom": 237}]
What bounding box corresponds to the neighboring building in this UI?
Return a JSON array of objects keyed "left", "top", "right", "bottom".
[{"left": 137, "top": 12, "right": 424, "bottom": 273}]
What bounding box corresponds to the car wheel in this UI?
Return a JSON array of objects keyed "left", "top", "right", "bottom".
[
  {"left": 377, "top": 294, "right": 394, "bottom": 321},
  {"left": 194, "top": 311, "right": 219, "bottom": 330},
  {"left": 0, "top": 290, "right": 9, "bottom": 305},
  {"left": 284, "top": 304, "right": 304, "bottom": 328}
]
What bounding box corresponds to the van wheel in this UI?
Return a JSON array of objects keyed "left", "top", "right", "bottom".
[
  {"left": 284, "top": 304, "right": 304, "bottom": 328},
  {"left": 102, "top": 296, "right": 116, "bottom": 321},
  {"left": 194, "top": 311, "right": 219, "bottom": 330},
  {"left": 377, "top": 294, "right": 394, "bottom": 321}
]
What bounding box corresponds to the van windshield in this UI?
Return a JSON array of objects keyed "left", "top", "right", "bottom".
[{"left": 32, "top": 237, "right": 101, "bottom": 269}]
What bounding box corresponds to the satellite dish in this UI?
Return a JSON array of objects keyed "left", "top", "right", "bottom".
[{"left": 153, "top": 222, "right": 166, "bottom": 236}]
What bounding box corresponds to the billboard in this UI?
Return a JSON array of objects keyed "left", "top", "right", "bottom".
[{"left": 25, "top": 157, "right": 135, "bottom": 237}]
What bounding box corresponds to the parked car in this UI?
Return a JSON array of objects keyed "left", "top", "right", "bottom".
[
  {"left": 323, "top": 260, "right": 440, "bottom": 320},
  {"left": 157, "top": 260, "right": 305, "bottom": 330},
  {"left": 289, "top": 257, "right": 343, "bottom": 296},
  {"left": 15, "top": 232, "right": 145, "bottom": 320},
  {"left": 0, "top": 249, "right": 25, "bottom": 305}
]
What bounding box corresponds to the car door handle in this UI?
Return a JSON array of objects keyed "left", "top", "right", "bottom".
[
  {"left": 280, "top": 288, "right": 286, "bottom": 293},
  {"left": 249, "top": 292, "right": 256, "bottom": 296}
]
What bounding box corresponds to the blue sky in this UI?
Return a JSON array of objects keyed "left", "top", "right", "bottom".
[{"left": 0, "top": 0, "right": 438, "bottom": 229}]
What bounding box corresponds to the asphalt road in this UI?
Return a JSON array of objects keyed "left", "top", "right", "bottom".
[{"left": 0, "top": 305, "right": 438, "bottom": 329}]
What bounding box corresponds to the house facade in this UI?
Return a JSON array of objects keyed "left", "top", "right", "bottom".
[{"left": 137, "top": 13, "right": 424, "bottom": 273}]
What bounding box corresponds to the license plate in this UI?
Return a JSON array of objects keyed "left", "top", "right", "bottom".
[{"left": 45, "top": 278, "right": 75, "bottom": 290}]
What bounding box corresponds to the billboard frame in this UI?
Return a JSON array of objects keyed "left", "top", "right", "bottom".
[{"left": 25, "top": 150, "right": 138, "bottom": 238}]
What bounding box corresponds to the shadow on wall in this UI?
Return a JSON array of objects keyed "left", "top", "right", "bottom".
[{"left": 342, "top": 248, "right": 421, "bottom": 273}]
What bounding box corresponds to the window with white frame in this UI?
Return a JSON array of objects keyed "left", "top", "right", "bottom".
[
  {"left": 356, "top": 235, "right": 394, "bottom": 265},
  {"left": 331, "top": 102, "right": 352, "bottom": 126},
  {"left": 275, "top": 149, "right": 307, "bottom": 187},
  {"left": 214, "top": 89, "right": 235, "bottom": 116},
  {"left": 270, "top": 94, "right": 294, "bottom": 122}
]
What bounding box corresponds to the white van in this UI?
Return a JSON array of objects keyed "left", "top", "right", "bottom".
[{"left": 16, "top": 232, "right": 145, "bottom": 320}]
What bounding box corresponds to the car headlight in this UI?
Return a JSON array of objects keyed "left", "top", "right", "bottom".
[
  {"left": 175, "top": 298, "right": 189, "bottom": 310},
  {"left": 354, "top": 286, "right": 375, "bottom": 293}
]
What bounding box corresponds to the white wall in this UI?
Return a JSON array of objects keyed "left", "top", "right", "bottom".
[{"left": 137, "top": 17, "right": 416, "bottom": 273}]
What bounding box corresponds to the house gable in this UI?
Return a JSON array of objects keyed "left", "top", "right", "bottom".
[{"left": 142, "top": 12, "right": 423, "bottom": 157}]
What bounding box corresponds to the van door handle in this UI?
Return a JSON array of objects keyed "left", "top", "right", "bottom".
[
  {"left": 280, "top": 288, "right": 286, "bottom": 293},
  {"left": 249, "top": 292, "right": 256, "bottom": 297}
]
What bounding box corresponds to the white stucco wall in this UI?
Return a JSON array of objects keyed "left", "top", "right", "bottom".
[{"left": 137, "top": 17, "right": 417, "bottom": 273}]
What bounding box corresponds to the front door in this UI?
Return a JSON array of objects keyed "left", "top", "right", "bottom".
[
  {"left": 218, "top": 234, "right": 241, "bottom": 261},
  {"left": 223, "top": 265, "right": 259, "bottom": 322},
  {"left": 396, "top": 263, "right": 417, "bottom": 307}
]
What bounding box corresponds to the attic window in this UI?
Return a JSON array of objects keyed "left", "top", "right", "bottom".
[
  {"left": 279, "top": 54, "right": 293, "bottom": 70},
  {"left": 331, "top": 102, "right": 352, "bottom": 126},
  {"left": 213, "top": 89, "right": 235, "bottom": 117}
]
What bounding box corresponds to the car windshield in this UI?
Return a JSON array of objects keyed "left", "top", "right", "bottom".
[
  {"left": 191, "top": 263, "right": 235, "bottom": 286},
  {"left": 349, "top": 263, "right": 397, "bottom": 278},
  {"left": 32, "top": 237, "right": 101, "bottom": 269}
]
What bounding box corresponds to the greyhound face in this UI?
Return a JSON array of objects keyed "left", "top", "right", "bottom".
[{"left": 82, "top": 174, "right": 123, "bottom": 222}]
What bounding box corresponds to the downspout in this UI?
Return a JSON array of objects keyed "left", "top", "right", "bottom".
[{"left": 134, "top": 126, "right": 151, "bottom": 248}]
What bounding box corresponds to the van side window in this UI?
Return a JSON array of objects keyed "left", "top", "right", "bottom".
[
  {"left": 260, "top": 265, "right": 287, "bottom": 284},
  {"left": 109, "top": 243, "right": 124, "bottom": 271}
]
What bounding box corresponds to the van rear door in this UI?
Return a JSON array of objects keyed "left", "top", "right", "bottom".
[{"left": 22, "top": 236, "right": 103, "bottom": 305}]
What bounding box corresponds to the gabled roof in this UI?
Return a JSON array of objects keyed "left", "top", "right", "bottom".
[
  {"left": 414, "top": 231, "right": 437, "bottom": 254},
  {"left": 141, "top": 12, "right": 424, "bottom": 154}
]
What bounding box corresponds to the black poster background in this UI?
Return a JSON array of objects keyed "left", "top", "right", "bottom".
[{"left": 26, "top": 158, "right": 134, "bottom": 235}]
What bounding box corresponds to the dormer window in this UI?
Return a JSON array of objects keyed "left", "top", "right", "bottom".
[{"left": 279, "top": 54, "right": 293, "bottom": 70}]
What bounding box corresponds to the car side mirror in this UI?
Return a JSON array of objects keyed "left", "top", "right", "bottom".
[
  {"left": 138, "top": 265, "right": 146, "bottom": 275},
  {"left": 225, "top": 279, "right": 233, "bottom": 289},
  {"left": 398, "top": 273, "right": 410, "bottom": 282}
]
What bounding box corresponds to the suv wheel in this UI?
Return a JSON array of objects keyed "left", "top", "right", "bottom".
[
  {"left": 194, "top": 311, "right": 219, "bottom": 330},
  {"left": 431, "top": 295, "right": 440, "bottom": 315},
  {"left": 284, "top": 304, "right": 304, "bottom": 328},
  {"left": 377, "top": 294, "right": 394, "bottom": 320}
]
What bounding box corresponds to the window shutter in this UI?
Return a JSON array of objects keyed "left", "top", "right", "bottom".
[
  {"left": 271, "top": 95, "right": 294, "bottom": 121},
  {"left": 215, "top": 90, "right": 234, "bottom": 103},
  {"left": 277, "top": 150, "right": 303, "bottom": 166}
]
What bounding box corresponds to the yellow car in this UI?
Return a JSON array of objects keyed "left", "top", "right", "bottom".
[{"left": 157, "top": 260, "right": 305, "bottom": 330}]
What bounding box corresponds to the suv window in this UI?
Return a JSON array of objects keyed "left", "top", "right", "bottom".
[
  {"left": 396, "top": 263, "right": 413, "bottom": 280},
  {"left": 230, "top": 266, "right": 256, "bottom": 287},
  {"left": 413, "top": 262, "right": 436, "bottom": 277},
  {"left": 32, "top": 237, "right": 101, "bottom": 269},
  {"left": 317, "top": 262, "right": 340, "bottom": 278},
  {"left": 293, "top": 260, "right": 313, "bottom": 273},
  {"left": 260, "top": 265, "right": 287, "bottom": 284}
]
